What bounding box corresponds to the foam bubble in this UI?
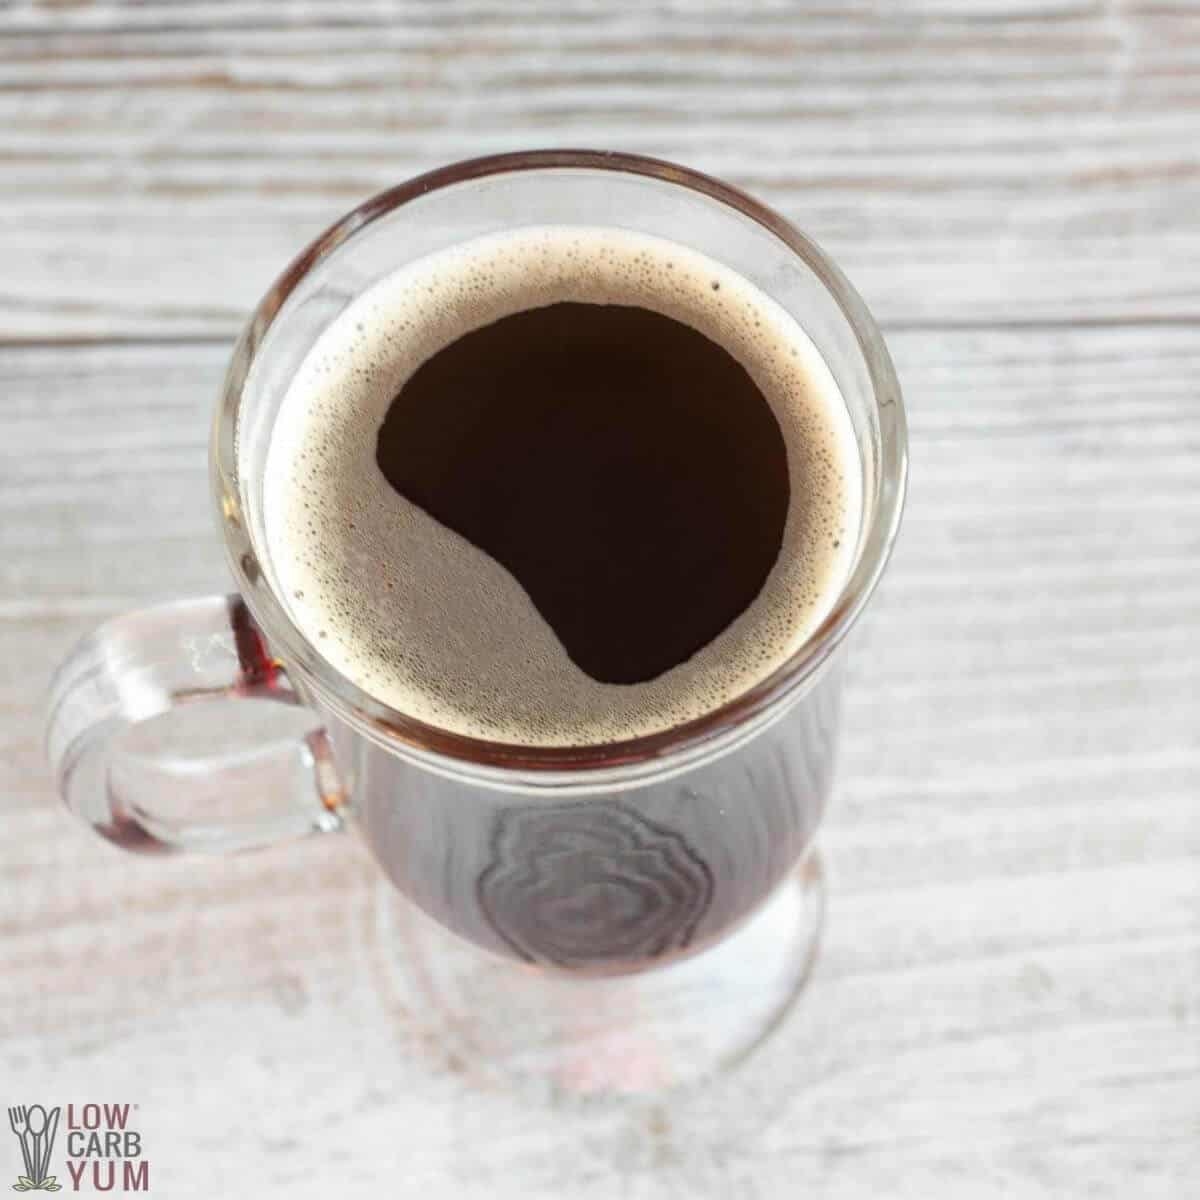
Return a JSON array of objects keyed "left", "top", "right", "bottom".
[{"left": 263, "top": 227, "right": 862, "bottom": 746}]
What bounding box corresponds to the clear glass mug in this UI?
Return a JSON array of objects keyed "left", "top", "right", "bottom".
[{"left": 46, "top": 151, "right": 906, "bottom": 1092}]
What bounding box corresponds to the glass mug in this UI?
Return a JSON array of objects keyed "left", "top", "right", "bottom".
[{"left": 46, "top": 151, "right": 906, "bottom": 1092}]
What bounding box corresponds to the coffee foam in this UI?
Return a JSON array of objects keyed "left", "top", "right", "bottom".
[{"left": 263, "top": 227, "right": 862, "bottom": 746}]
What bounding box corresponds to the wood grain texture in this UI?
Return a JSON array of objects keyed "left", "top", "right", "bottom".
[
  {"left": 0, "top": 0, "right": 1198, "bottom": 338},
  {"left": 3, "top": 326, "right": 1198, "bottom": 1197},
  {"left": 2, "top": 1, "right": 1199, "bottom": 1196}
]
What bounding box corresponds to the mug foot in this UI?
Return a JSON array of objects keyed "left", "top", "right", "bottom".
[{"left": 371, "top": 852, "right": 825, "bottom": 1096}]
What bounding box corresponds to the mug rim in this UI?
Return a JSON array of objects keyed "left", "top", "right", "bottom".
[{"left": 213, "top": 149, "right": 907, "bottom": 777}]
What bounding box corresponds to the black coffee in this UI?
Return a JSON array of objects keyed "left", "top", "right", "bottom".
[
  {"left": 265, "top": 227, "right": 858, "bottom": 747},
  {"left": 375, "top": 302, "right": 789, "bottom": 684}
]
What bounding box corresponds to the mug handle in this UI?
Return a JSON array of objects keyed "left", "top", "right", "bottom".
[{"left": 46, "top": 594, "right": 347, "bottom": 854}]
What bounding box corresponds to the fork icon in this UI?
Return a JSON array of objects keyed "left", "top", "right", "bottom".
[{"left": 7, "top": 1107, "right": 33, "bottom": 1182}]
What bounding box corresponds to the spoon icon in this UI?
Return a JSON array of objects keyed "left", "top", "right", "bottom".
[{"left": 24, "top": 1106, "right": 46, "bottom": 1184}]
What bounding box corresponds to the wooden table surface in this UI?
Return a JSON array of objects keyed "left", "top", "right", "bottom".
[{"left": 2, "top": 2, "right": 1198, "bottom": 1196}]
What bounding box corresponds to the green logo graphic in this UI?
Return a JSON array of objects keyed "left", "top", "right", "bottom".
[{"left": 7, "top": 1106, "right": 61, "bottom": 1192}]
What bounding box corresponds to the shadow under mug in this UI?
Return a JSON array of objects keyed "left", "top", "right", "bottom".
[{"left": 46, "top": 151, "right": 906, "bottom": 1092}]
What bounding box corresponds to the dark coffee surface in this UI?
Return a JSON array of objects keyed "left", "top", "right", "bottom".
[{"left": 376, "top": 302, "right": 789, "bottom": 684}]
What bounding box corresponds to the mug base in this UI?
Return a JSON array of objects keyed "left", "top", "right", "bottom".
[{"left": 372, "top": 851, "right": 825, "bottom": 1096}]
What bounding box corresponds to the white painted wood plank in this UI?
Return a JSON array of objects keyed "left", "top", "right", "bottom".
[
  {"left": 3, "top": 2, "right": 1198, "bottom": 1193},
  {"left": 1, "top": 325, "right": 1196, "bottom": 1196},
  {"left": 0, "top": 1, "right": 1197, "bottom": 336}
]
